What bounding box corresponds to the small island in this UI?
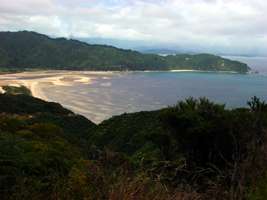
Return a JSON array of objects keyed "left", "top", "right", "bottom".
[{"left": 0, "top": 31, "right": 250, "bottom": 73}]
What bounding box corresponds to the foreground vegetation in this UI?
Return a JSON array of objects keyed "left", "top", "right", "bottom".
[
  {"left": 0, "top": 31, "right": 250, "bottom": 73},
  {"left": 2, "top": 85, "right": 32, "bottom": 96},
  {"left": 0, "top": 93, "right": 267, "bottom": 199}
]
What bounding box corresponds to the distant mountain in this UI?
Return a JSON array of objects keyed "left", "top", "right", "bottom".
[{"left": 0, "top": 31, "right": 250, "bottom": 73}]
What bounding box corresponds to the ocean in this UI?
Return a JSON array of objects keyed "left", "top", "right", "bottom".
[
  {"left": 40, "top": 56, "right": 267, "bottom": 123},
  {"left": 1, "top": 56, "right": 266, "bottom": 123}
]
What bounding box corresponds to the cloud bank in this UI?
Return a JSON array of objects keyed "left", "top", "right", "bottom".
[{"left": 0, "top": 0, "right": 266, "bottom": 55}]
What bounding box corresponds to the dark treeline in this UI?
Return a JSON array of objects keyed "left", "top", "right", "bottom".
[{"left": 0, "top": 93, "right": 267, "bottom": 199}]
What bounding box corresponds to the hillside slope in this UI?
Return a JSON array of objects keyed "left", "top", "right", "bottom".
[
  {"left": 0, "top": 31, "right": 250, "bottom": 72},
  {"left": 0, "top": 94, "right": 267, "bottom": 199}
]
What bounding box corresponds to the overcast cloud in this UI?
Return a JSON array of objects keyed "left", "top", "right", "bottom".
[{"left": 0, "top": 0, "right": 266, "bottom": 55}]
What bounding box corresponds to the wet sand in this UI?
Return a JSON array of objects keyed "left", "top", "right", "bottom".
[
  {"left": 1, "top": 68, "right": 265, "bottom": 124},
  {"left": 0, "top": 71, "right": 117, "bottom": 118}
]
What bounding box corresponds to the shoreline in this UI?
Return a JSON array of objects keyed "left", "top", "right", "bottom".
[
  {"left": 0, "top": 68, "right": 246, "bottom": 76},
  {"left": 0, "top": 70, "right": 116, "bottom": 102},
  {"left": 0, "top": 80, "right": 49, "bottom": 100},
  {"left": 0, "top": 69, "right": 265, "bottom": 124},
  {"left": 0, "top": 69, "right": 251, "bottom": 100}
]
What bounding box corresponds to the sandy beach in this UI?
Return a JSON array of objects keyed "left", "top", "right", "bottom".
[
  {"left": 0, "top": 69, "right": 254, "bottom": 124},
  {"left": 0, "top": 69, "right": 216, "bottom": 98},
  {"left": 0, "top": 70, "right": 116, "bottom": 101}
]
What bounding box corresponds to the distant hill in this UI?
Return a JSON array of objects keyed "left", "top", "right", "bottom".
[{"left": 0, "top": 31, "right": 250, "bottom": 73}]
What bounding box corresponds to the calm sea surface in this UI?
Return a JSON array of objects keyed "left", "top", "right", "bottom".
[{"left": 39, "top": 56, "right": 267, "bottom": 123}]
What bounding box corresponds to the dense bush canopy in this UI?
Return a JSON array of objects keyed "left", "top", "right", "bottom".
[{"left": 0, "top": 94, "right": 267, "bottom": 199}]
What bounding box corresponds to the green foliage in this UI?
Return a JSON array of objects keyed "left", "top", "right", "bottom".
[
  {"left": 247, "top": 173, "right": 267, "bottom": 200},
  {"left": 0, "top": 31, "right": 250, "bottom": 73},
  {"left": 0, "top": 94, "right": 98, "bottom": 199},
  {"left": 166, "top": 53, "right": 250, "bottom": 73},
  {"left": 2, "top": 85, "right": 32, "bottom": 95},
  {"left": 90, "top": 97, "right": 267, "bottom": 198},
  {"left": 0, "top": 94, "right": 267, "bottom": 199}
]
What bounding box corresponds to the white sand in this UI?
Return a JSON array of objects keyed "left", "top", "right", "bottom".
[
  {"left": 20, "top": 80, "right": 48, "bottom": 100},
  {"left": 0, "top": 87, "right": 5, "bottom": 94},
  {"left": 0, "top": 70, "right": 115, "bottom": 102},
  {"left": 74, "top": 76, "right": 92, "bottom": 84},
  {"left": 170, "top": 69, "right": 199, "bottom": 72}
]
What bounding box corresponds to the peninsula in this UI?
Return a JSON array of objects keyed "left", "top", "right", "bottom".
[{"left": 0, "top": 31, "right": 250, "bottom": 73}]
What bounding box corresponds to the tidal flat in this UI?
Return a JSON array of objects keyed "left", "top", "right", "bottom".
[{"left": 0, "top": 67, "right": 267, "bottom": 123}]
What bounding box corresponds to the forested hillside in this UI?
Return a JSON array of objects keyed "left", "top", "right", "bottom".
[
  {"left": 0, "top": 31, "right": 250, "bottom": 73},
  {"left": 0, "top": 92, "right": 267, "bottom": 199}
]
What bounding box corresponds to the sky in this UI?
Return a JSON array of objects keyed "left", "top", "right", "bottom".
[{"left": 0, "top": 0, "right": 266, "bottom": 55}]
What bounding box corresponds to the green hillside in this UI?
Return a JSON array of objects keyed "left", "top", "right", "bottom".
[
  {"left": 0, "top": 93, "right": 267, "bottom": 199},
  {"left": 0, "top": 31, "right": 250, "bottom": 73}
]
